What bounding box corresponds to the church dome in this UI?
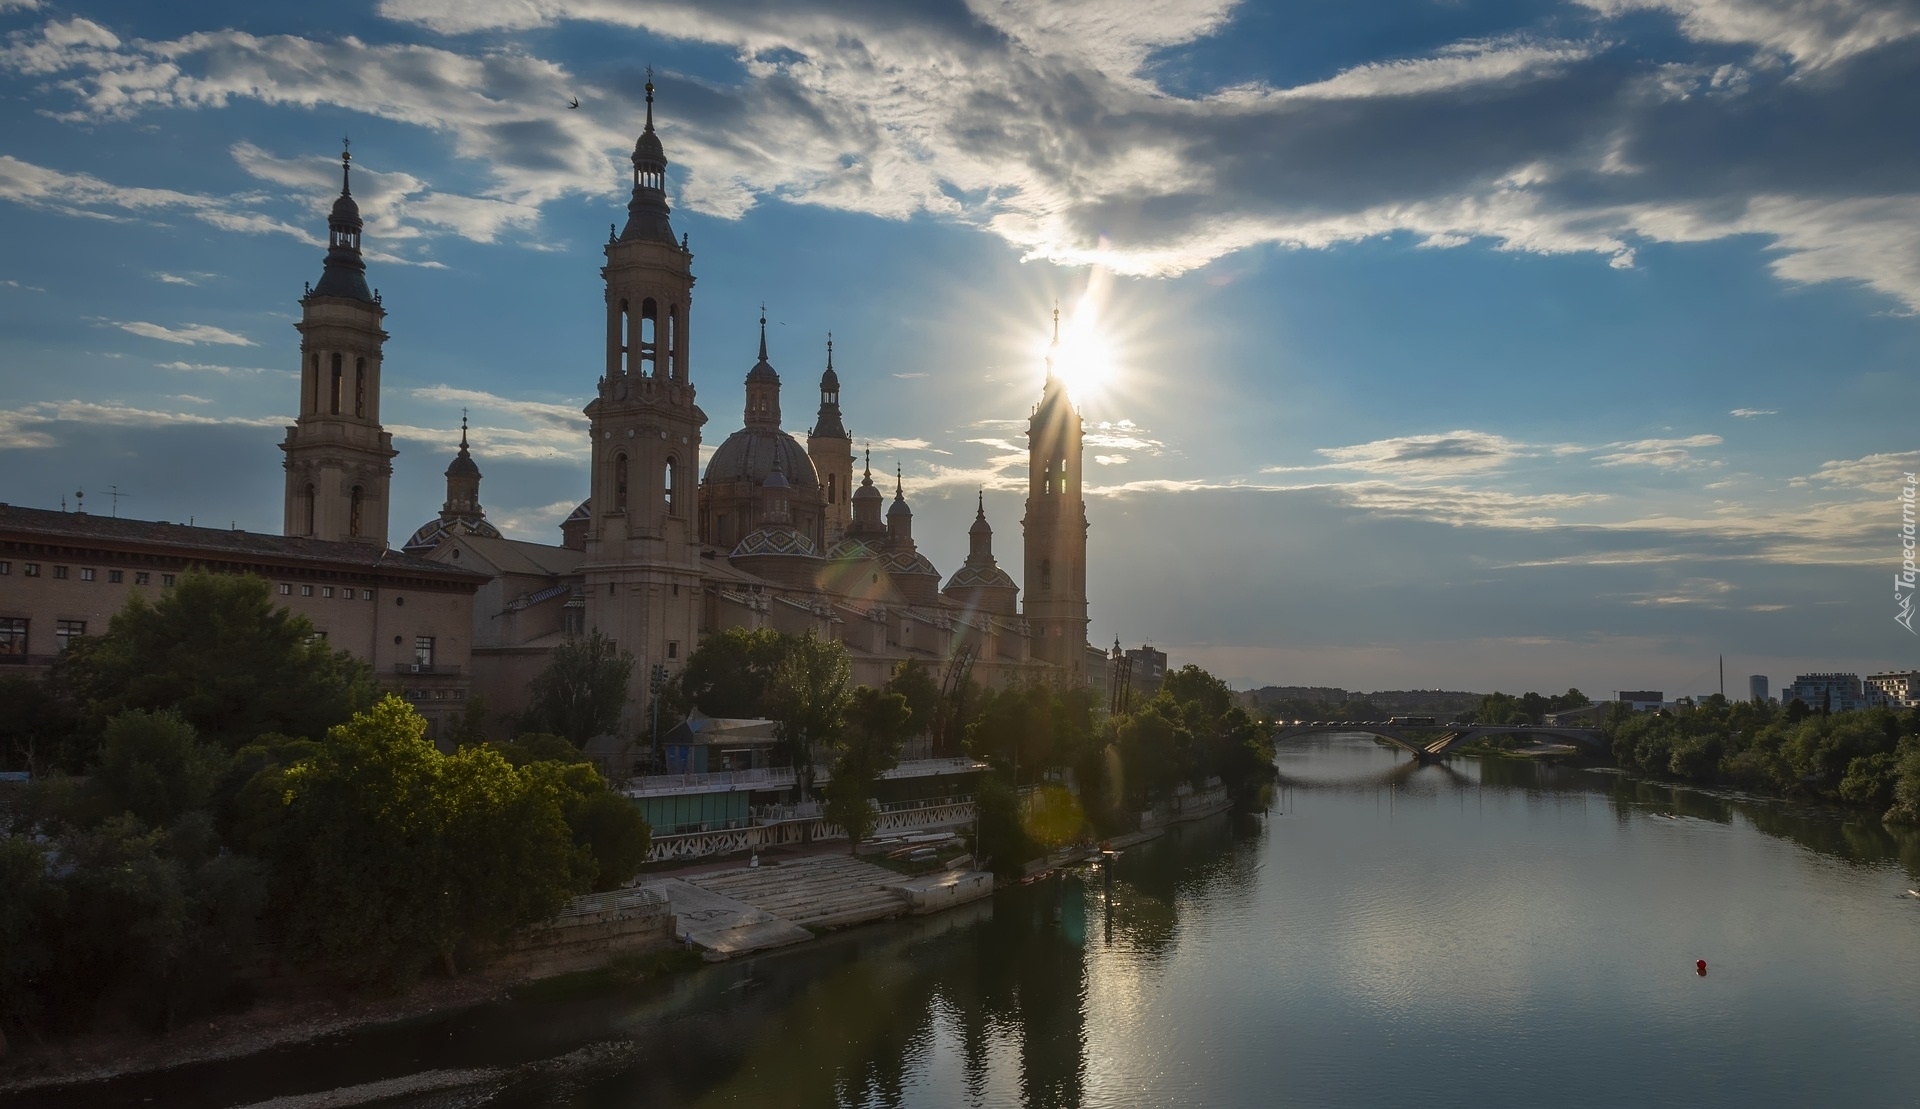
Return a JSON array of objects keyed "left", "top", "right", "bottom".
[
  {"left": 329, "top": 190, "right": 361, "bottom": 225},
  {"left": 731, "top": 527, "right": 819, "bottom": 559},
  {"left": 944, "top": 562, "right": 1017, "bottom": 592},
  {"left": 878, "top": 549, "right": 939, "bottom": 579},
  {"left": 402, "top": 514, "right": 500, "bottom": 554},
  {"left": 825, "top": 535, "right": 881, "bottom": 560},
  {"left": 704, "top": 427, "right": 820, "bottom": 491}
]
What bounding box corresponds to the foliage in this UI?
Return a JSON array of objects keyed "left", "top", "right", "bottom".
[
  {"left": 0, "top": 672, "right": 87, "bottom": 775},
  {"left": 680, "top": 626, "right": 792, "bottom": 718},
  {"left": 55, "top": 568, "right": 375, "bottom": 752},
  {"left": 971, "top": 774, "right": 1031, "bottom": 878},
  {"left": 93, "top": 709, "right": 227, "bottom": 829},
  {"left": 522, "top": 758, "right": 653, "bottom": 892},
  {"left": 1467, "top": 688, "right": 1590, "bottom": 726},
  {"left": 768, "top": 633, "right": 853, "bottom": 801},
  {"left": 267, "top": 696, "right": 586, "bottom": 983},
  {"left": 488, "top": 732, "right": 588, "bottom": 766},
  {"left": 965, "top": 684, "right": 1057, "bottom": 784},
  {"left": 1022, "top": 785, "right": 1087, "bottom": 852},
  {"left": 884, "top": 660, "right": 940, "bottom": 742},
  {"left": 1608, "top": 701, "right": 1920, "bottom": 824},
  {"left": 824, "top": 687, "right": 912, "bottom": 850},
  {"left": 1107, "top": 666, "right": 1276, "bottom": 810},
  {"left": 524, "top": 630, "right": 635, "bottom": 746}
]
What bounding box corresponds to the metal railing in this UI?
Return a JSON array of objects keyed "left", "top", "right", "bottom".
[
  {"left": 393, "top": 662, "right": 462, "bottom": 675},
  {"left": 552, "top": 886, "right": 668, "bottom": 921},
  {"left": 623, "top": 757, "right": 986, "bottom": 798}
]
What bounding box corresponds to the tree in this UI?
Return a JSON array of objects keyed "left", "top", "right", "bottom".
[
  {"left": 523, "top": 759, "right": 653, "bottom": 892},
  {"left": 680, "top": 626, "right": 791, "bottom": 718},
  {"left": 524, "top": 630, "right": 634, "bottom": 746},
  {"left": 885, "top": 660, "right": 940, "bottom": 747},
  {"left": 57, "top": 568, "right": 375, "bottom": 751},
  {"left": 824, "top": 687, "right": 912, "bottom": 851},
  {"left": 268, "top": 696, "right": 584, "bottom": 983},
  {"left": 92, "top": 710, "right": 226, "bottom": 829},
  {"left": 768, "top": 633, "right": 852, "bottom": 804}
]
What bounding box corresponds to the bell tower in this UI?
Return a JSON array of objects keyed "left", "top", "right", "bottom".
[
  {"left": 581, "top": 76, "right": 707, "bottom": 729},
  {"left": 1022, "top": 307, "right": 1089, "bottom": 684},
  {"left": 281, "top": 142, "right": 396, "bottom": 546},
  {"left": 807, "top": 335, "right": 853, "bottom": 544}
]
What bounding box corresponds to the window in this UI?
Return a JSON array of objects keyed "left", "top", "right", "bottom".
[
  {"left": 354, "top": 357, "right": 367, "bottom": 418},
  {"left": 415, "top": 636, "right": 435, "bottom": 668},
  {"left": 55, "top": 620, "right": 86, "bottom": 652},
  {"left": 0, "top": 617, "right": 26, "bottom": 656},
  {"left": 664, "top": 457, "right": 678, "bottom": 514},
  {"left": 108, "top": 569, "right": 123, "bottom": 583},
  {"left": 330, "top": 353, "right": 343, "bottom": 414},
  {"left": 52, "top": 566, "right": 68, "bottom": 580},
  {"left": 349, "top": 486, "right": 364, "bottom": 538},
  {"left": 308, "top": 630, "right": 328, "bottom": 644},
  {"left": 303, "top": 483, "right": 316, "bottom": 536},
  {"left": 667, "top": 641, "right": 678, "bottom": 659},
  {"left": 562, "top": 609, "right": 584, "bottom": 637},
  {"left": 162, "top": 574, "right": 176, "bottom": 587},
  {"left": 24, "top": 563, "right": 39, "bottom": 577},
  {"left": 362, "top": 589, "right": 374, "bottom": 600},
  {"left": 301, "top": 585, "right": 314, "bottom": 597},
  {"left": 279, "top": 583, "right": 291, "bottom": 595},
  {"left": 1040, "top": 559, "right": 1052, "bottom": 591},
  {"left": 135, "top": 571, "right": 150, "bottom": 586},
  {"left": 321, "top": 586, "right": 334, "bottom": 599},
  {"left": 613, "top": 454, "right": 629, "bottom": 513},
  {"left": 80, "top": 568, "right": 95, "bottom": 582},
  {"left": 827, "top": 474, "right": 836, "bottom": 504},
  {"left": 639, "top": 298, "right": 658, "bottom": 378},
  {"left": 341, "top": 590, "right": 353, "bottom": 603},
  {"left": 0, "top": 561, "right": 10, "bottom": 575}
]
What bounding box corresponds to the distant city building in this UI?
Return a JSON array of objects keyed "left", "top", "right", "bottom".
[
  {"left": 1865, "top": 671, "right": 1920, "bottom": 707},
  {"left": 1617, "top": 690, "right": 1665, "bottom": 712},
  {"left": 1783, "top": 673, "right": 1889, "bottom": 713},
  {"left": 1544, "top": 703, "right": 1609, "bottom": 726},
  {"left": 1749, "top": 674, "right": 1769, "bottom": 704},
  {"left": 1125, "top": 643, "right": 1169, "bottom": 698},
  {"left": 1256, "top": 685, "right": 1350, "bottom": 703},
  {"left": 1362, "top": 690, "right": 1485, "bottom": 714}
]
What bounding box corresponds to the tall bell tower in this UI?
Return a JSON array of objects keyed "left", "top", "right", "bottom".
[
  {"left": 1022, "top": 308, "right": 1089, "bottom": 684},
  {"left": 281, "top": 143, "right": 396, "bottom": 545},
  {"left": 582, "top": 77, "right": 707, "bottom": 727},
  {"left": 807, "top": 335, "right": 853, "bottom": 545}
]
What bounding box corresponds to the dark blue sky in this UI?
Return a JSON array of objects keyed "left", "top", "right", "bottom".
[{"left": 2, "top": 0, "right": 1916, "bottom": 692}]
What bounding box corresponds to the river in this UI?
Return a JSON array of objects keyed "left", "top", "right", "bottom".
[{"left": 20, "top": 734, "right": 1920, "bottom": 1108}]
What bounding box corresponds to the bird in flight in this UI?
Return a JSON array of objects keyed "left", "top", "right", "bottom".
[{"left": 567, "top": 96, "right": 580, "bottom": 109}]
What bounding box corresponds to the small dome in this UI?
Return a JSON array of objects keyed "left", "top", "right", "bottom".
[
  {"left": 746, "top": 356, "right": 779, "bottom": 384},
  {"left": 944, "top": 563, "right": 1018, "bottom": 592},
  {"left": 879, "top": 549, "right": 939, "bottom": 578},
  {"left": 565, "top": 499, "right": 592, "bottom": 524},
  {"left": 761, "top": 466, "right": 789, "bottom": 490},
  {"left": 446, "top": 449, "right": 480, "bottom": 478},
  {"left": 633, "top": 128, "right": 665, "bottom": 168},
  {"left": 825, "top": 535, "right": 880, "bottom": 560},
  {"left": 329, "top": 190, "right": 362, "bottom": 225},
  {"left": 402, "top": 515, "right": 500, "bottom": 554},
  {"left": 731, "top": 527, "right": 820, "bottom": 559},
  {"left": 852, "top": 478, "right": 882, "bottom": 502},
  {"left": 887, "top": 495, "right": 911, "bottom": 520}
]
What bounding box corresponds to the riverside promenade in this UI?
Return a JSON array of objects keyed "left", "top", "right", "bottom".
[{"left": 641, "top": 848, "right": 993, "bottom": 960}]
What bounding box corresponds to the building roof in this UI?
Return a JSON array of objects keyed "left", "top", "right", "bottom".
[
  {"left": 704, "top": 426, "right": 819, "bottom": 491},
  {"left": 438, "top": 534, "right": 586, "bottom": 578},
  {"left": 0, "top": 503, "right": 487, "bottom": 584}
]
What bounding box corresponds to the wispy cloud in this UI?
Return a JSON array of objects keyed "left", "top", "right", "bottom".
[
  {"left": 1, "top": 277, "right": 44, "bottom": 291},
  {"left": 1591, "top": 434, "right": 1723, "bottom": 468},
  {"left": 1729, "top": 408, "right": 1776, "bottom": 417},
  {"left": 157, "top": 359, "right": 291, "bottom": 376},
  {"left": 0, "top": 400, "right": 287, "bottom": 449},
  {"left": 116, "top": 321, "right": 256, "bottom": 346}
]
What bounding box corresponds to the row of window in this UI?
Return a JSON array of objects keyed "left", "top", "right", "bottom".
[
  {"left": 0, "top": 562, "right": 171, "bottom": 586},
  {"left": 0, "top": 617, "right": 86, "bottom": 657},
  {"left": 279, "top": 583, "right": 375, "bottom": 601},
  {"left": 608, "top": 454, "right": 679, "bottom": 514},
  {"left": 403, "top": 686, "right": 465, "bottom": 701}
]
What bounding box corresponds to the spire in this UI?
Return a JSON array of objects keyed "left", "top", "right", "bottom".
[
  {"left": 459, "top": 408, "right": 469, "bottom": 451},
  {"left": 620, "top": 71, "right": 675, "bottom": 244},
  {"left": 894, "top": 461, "right": 904, "bottom": 500},
  {"left": 812, "top": 331, "right": 847, "bottom": 439},
  {"left": 759, "top": 304, "right": 768, "bottom": 361},
  {"left": 310, "top": 139, "right": 373, "bottom": 302},
  {"left": 1045, "top": 301, "right": 1061, "bottom": 381}
]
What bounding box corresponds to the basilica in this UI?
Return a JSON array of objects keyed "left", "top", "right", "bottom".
[{"left": 277, "top": 83, "right": 1102, "bottom": 731}]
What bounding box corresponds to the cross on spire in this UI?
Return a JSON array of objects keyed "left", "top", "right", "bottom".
[
  {"left": 758, "top": 303, "right": 768, "bottom": 360},
  {"left": 340, "top": 135, "right": 353, "bottom": 194}
]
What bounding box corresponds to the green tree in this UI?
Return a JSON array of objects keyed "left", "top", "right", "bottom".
[
  {"left": 57, "top": 568, "right": 374, "bottom": 751},
  {"left": 680, "top": 626, "right": 792, "bottom": 718},
  {"left": 92, "top": 709, "right": 226, "bottom": 828},
  {"left": 0, "top": 835, "right": 64, "bottom": 1040},
  {"left": 523, "top": 759, "right": 653, "bottom": 892},
  {"left": 971, "top": 775, "right": 1031, "bottom": 878},
  {"left": 824, "top": 687, "right": 912, "bottom": 851},
  {"left": 524, "top": 630, "right": 634, "bottom": 747},
  {"left": 768, "top": 633, "right": 853, "bottom": 803},
  {"left": 269, "top": 696, "right": 584, "bottom": 983},
  {"left": 884, "top": 660, "right": 940, "bottom": 745}
]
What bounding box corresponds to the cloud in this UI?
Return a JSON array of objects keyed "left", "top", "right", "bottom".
[
  {"left": 1304, "top": 430, "right": 1536, "bottom": 476},
  {"left": 153, "top": 271, "right": 196, "bottom": 285},
  {"left": 1796, "top": 448, "right": 1920, "bottom": 490},
  {"left": 1094, "top": 454, "right": 1129, "bottom": 465},
  {"left": 892, "top": 372, "right": 930, "bottom": 379},
  {"left": 4, "top": 4, "right": 1916, "bottom": 305},
  {"left": 116, "top": 321, "right": 256, "bottom": 346},
  {"left": 0, "top": 400, "right": 287, "bottom": 449},
  {"left": 1592, "top": 434, "right": 1723, "bottom": 467},
  {"left": 1729, "top": 407, "right": 1777, "bottom": 417},
  {"left": 157, "top": 359, "right": 291, "bottom": 376}
]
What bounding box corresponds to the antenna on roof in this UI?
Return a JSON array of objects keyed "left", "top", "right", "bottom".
[
  {"left": 105, "top": 485, "right": 132, "bottom": 518},
  {"left": 73, "top": 489, "right": 83, "bottom": 514}
]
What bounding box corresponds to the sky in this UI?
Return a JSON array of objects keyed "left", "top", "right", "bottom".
[{"left": 1, "top": 0, "right": 1917, "bottom": 697}]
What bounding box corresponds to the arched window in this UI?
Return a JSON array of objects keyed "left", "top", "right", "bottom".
[
  {"left": 827, "top": 474, "right": 836, "bottom": 505},
  {"left": 664, "top": 456, "right": 678, "bottom": 514},
  {"left": 639, "top": 298, "right": 658, "bottom": 378},
  {"left": 354, "top": 357, "right": 367, "bottom": 418},
  {"left": 617, "top": 299, "right": 631, "bottom": 376},
  {"left": 1040, "top": 559, "right": 1052, "bottom": 591},
  {"left": 310, "top": 355, "right": 320, "bottom": 412},
  {"left": 613, "top": 453, "right": 629, "bottom": 513},
  {"left": 303, "top": 482, "right": 315, "bottom": 535},
  {"left": 329, "top": 353, "right": 343, "bottom": 414},
  {"left": 348, "top": 485, "right": 364, "bottom": 538},
  {"left": 667, "top": 306, "right": 680, "bottom": 381}
]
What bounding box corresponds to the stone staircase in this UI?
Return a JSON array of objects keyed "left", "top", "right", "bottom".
[{"left": 683, "top": 854, "right": 910, "bottom": 931}]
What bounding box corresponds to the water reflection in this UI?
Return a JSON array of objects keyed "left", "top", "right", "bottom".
[{"left": 28, "top": 737, "right": 1920, "bottom": 1109}]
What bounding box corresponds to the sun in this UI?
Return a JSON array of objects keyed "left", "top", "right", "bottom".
[{"left": 1048, "top": 306, "right": 1118, "bottom": 406}]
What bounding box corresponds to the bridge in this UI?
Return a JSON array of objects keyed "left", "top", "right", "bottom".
[{"left": 1272, "top": 720, "right": 1608, "bottom": 760}]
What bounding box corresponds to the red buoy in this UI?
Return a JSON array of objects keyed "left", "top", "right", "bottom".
[{"left": 1696, "top": 959, "right": 1708, "bottom": 976}]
